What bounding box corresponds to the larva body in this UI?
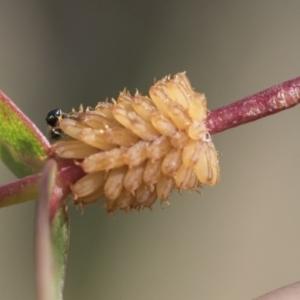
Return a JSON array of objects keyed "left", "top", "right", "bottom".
[{"left": 49, "top": 73, "right": 220, "bottom": 213}]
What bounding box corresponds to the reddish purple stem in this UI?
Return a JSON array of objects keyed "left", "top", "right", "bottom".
[
  {"left": 206, "top": 76, "right": 300, "bottom": 135},
  {"left": 0, "top": 160, "right": 85, "bottom": 212},
  {"left": 49, "top": 161, "right": 85, "bottom": 220}
]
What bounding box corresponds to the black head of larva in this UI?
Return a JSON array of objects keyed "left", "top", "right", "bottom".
[
  {"left": 46, "top": 108, "right": 66, "bottom": 141},
  {"left": 46, "top": 108, "right": 62, "bottom": 127}
]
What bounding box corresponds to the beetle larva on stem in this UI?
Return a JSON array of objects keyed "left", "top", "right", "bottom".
[{"left": 47, "top": 72, "right": 220, "bottom": 213}]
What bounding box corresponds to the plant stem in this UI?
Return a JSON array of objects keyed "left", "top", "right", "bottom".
[
  {"left": 0, "top": 161, "right": 85, "bottom": 210},
  {"left": 50, "top": 161, "right": 85, "bottom": 219},
  {"left": 2, "top": 76, "right": 300, "bottom": 208},
  {"left": 0, "top": 173, "right": 40, "bottom": 207},
  {"left": 206, "top": 76, "right": 300, "bottom": 135}
]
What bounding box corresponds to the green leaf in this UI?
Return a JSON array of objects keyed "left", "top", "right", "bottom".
[
  {"left": 0, "top": 91, "right": 50, "bottom": 178},
  {"left": 35, "top": 159, "right": 69, "bottom": 300},
  {"left": 51, "top": 204, "right": 69, "bottom": 300}
]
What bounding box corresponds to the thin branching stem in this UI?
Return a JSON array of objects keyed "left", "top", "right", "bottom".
[
  {"left": 0, "top": 161, "right": 85, "bottom": 209},
  {"left": 1, "top": 76, "right": 300, "bottom": 208}
]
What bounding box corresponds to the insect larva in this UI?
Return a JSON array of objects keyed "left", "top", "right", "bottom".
[{"left": 46, "top": 73, "right": 220, "bottom": 213}]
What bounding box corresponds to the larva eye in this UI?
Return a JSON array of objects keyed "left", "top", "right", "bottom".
[{"left": 45, "top": 109, "right": 62, "bottom": 127}]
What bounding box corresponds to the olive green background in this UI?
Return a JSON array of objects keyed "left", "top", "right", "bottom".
[{"left": 1, "top": 1, "right": 300, "bottom": 299}]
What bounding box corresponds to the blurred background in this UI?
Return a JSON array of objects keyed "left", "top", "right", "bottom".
[{"left": 1, "top": 1, "right": 300, "bottom": 299}]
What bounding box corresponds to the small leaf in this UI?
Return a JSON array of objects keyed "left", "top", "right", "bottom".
[
  {"left": 51, "top": 204, "right": 69, "bottom": 300},
  {"left": 36, "top": 159, "right": 57, "bottom": 300},
  {"left": 36, "top": 159, "right": 69, "bottom": 300},
  {"left": 0, "top": 90, "right": 50, "bottom": 177}
]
